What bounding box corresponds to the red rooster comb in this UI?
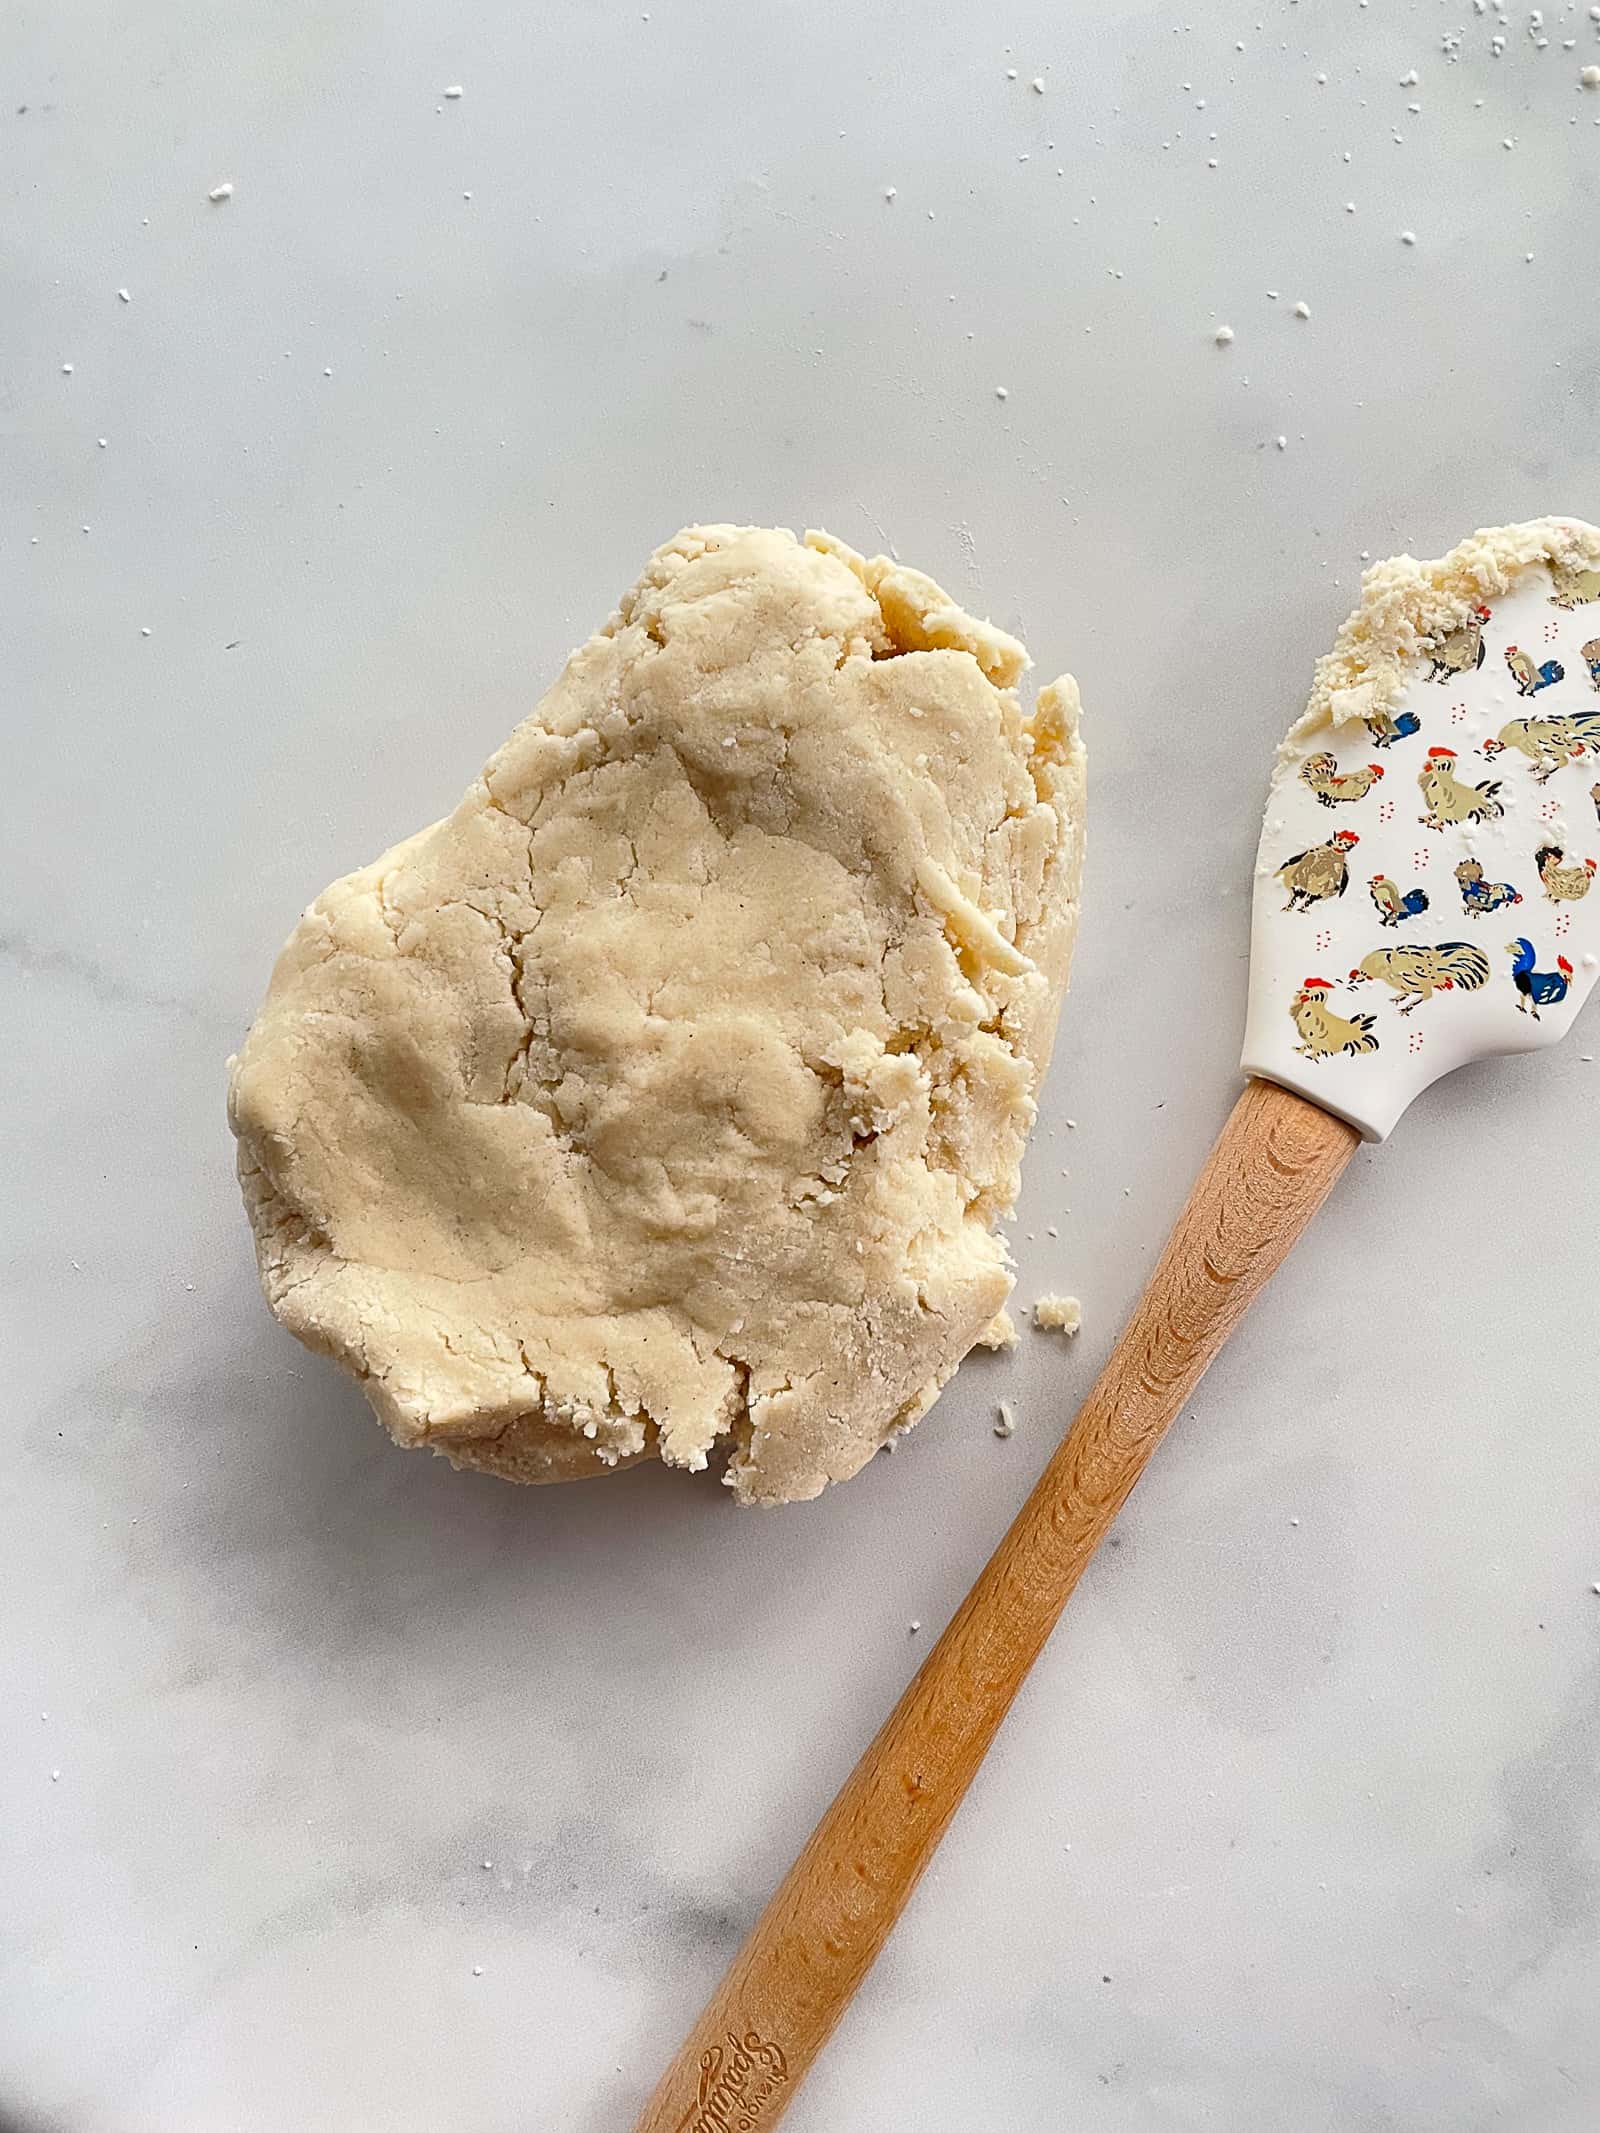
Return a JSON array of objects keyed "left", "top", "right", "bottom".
[
  {"left": 1559, "top": 956, "right": 1574, "bottom": 975},
  {"left": 1333, "top": 829, "right": 1360, "bottom": 846},
  {"left": 1301, "top": 977, "right": 1333, "bottom": 991},
  {"left": 1368, "top": 763, "right": 1385, "bottom": 777},
  {"left": 1427, "top": 746, "right": 1456, "bottom": 761}
]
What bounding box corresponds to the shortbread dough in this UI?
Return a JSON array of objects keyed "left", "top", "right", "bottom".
[{"left": 228, "top": 526, "right": 1085, "bottom": 1503}]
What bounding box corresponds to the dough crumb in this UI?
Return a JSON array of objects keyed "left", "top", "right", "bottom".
[
  {"left": 207, "top": 182, "right": 233, "bottom": 202},
  {"left": 994, "top": 1401, "right": 1017, "bottom": 1438},
  {"left": 1032, "top": 1294, "right": 1082, "bottom": 1335},
  {"left": 977, "top": 1308, "right": 1019, "bottom": 1351}
]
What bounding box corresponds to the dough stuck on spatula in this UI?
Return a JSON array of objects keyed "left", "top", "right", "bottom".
[{"left": 228, "top": 526, "right": 1085, "bottom": 1503}]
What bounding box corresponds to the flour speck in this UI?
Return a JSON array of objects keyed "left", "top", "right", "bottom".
[{"left": 207, "top": 182, "right": 233, "bottom": 202}]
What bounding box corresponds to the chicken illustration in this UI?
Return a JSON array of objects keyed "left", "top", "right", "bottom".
[
  {"left": 1583, "top": 638, "right": 1600, "bottom": 692},
  {"left": 1455, "top": 858, "right": 1522, "bottom": 917},
  {"left": 1507, "top": 937, "right": 1573, "bottom": 1017},
  {"left": 1423, "top": 605, "right": 1491, "bottom": 682},
  {"left": 1417, "top": 746, "right": 1504, "bottom": 830},
  {"left": 1362, "top": 705, "right": 1422, "bottom": 749},
  {"left": 1290, "top": 977, "right": 1379, "bottom": 1060},
  {"left": 1299, "top": 752, "right": 1385, "bottom": 807},
  {"left": 1534, "top": 843, "right": 1597, "bottom": 904},
  {"left": 1348, "top": 941, "right": 1490, "bottom": 1015},
  {"left": 1368, "top": 874, "right": 1429, "bottom": 927},
  {"left": 1276, "top": 829, "right": 1359, "bottom": 911},
  {"left": 1592, "top": 780, "right": 1600, "bottom": 826},
  {"left": 1505, "top": 644, "right": 1565, "bottom": 697},
  {"left": 1548, "top": 562, "right": 1600, "bottom": 611},
  {"left": 1481, "top": 711, "right": 1600, "bottom": 782}
]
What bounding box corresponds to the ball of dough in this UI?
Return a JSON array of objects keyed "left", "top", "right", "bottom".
[{"left": 228, "top": 526, "right": 1085, "bottom": 1503}]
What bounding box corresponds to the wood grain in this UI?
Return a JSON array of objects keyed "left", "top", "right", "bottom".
[{"left": 631, "top": 1079, "right": 1360, "bottom": 2133}]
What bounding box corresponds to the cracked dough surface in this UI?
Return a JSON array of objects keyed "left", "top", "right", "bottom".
[{"left": 228, "top": 526, "right": 1085, "bottom": 1503}]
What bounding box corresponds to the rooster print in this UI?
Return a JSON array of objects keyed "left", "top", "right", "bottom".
[
  {"left": 1348, "top": 941, "right": 1490, "bottom": 1015},
  {"left": 1505, "top": 644, "right": 1565, "bottom": 697},
  {"left": 1481, "top": 711, "right": 1600, "bottom": 782},
  {"left": 1363, "top": 705, "right": 1422, "bottom": 749},
  {"left": 1299, "top": 753, "right": 1385, "bottom": 808},
  {"left": 1423, "top": 606, "right": 1490, "bottom": 682},
  {"left": 1277, "top": 830, "right": 1359, "bottom": 911},
  {"left": 1418, "top": 747, "right": 1504, "bottom": 830},
  {"left": 1534, "top": 844, "right": 1596, "bottom": 904},
  {"left": 1507, "top": 937, "right": 1573, "bottom": 1018},
  {"left": 1290, "top": 977, "right": 1379, "bottom": 1060},
  {"left": 1548, "top": 563, "right": 1600, "bottom": 611},
  {"left": 1255, "top": 552, "right": 1600, "bottom": 1129},
  {"left": 1368, "top": 874, "right": 1429, "bottom": 927},
  {"left": 1454, "top": 858, "right": 1521, "bottom": 917}
]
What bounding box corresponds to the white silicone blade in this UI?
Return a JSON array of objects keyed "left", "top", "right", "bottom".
[{"left": 1242, "top": 517, "right": 1600, "bottom": 1141}]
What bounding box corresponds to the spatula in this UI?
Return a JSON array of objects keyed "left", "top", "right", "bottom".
[{"left": 632, "top": 516, "right": 1600, "bottom": 2133}]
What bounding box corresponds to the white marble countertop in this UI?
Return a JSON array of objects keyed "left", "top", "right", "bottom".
[{"left": 7, "top": 3, "right": 1600, "bottom": 2127}]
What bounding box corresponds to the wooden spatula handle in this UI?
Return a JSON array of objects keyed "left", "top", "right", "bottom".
[{"left": 632, "top": 1080, "right": 1358, "bottom": 2133}]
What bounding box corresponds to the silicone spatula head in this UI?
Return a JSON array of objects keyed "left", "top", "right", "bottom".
[{"left": 1242, "top": 516, "right": 1600, "bottom": 1141}]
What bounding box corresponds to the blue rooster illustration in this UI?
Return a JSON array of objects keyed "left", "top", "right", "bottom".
[
  {"left": 1368, "top": 874, "right": 1429, "bottom": 927},
  {"left": 1505, "top": 644, "right": 1564, "bottom": 697},
  {"left": 1455, "top": 859, "right": 1521, "bottom": 917},
  {"left": 1506, "top": 937, "right": 1573, "bottom": 1019},
  {"left": 1363, "top": 705, "right": 1422, "bottom": 748}
]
